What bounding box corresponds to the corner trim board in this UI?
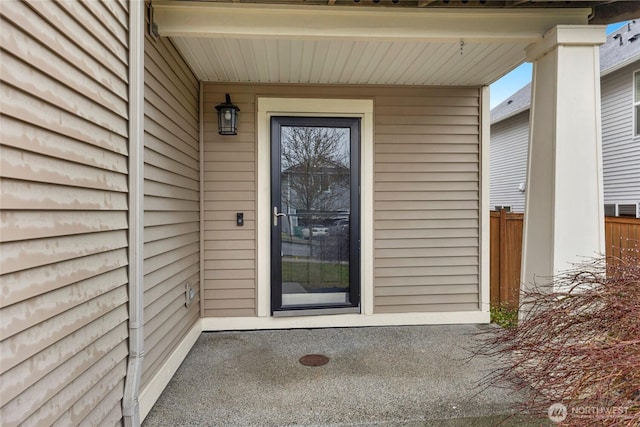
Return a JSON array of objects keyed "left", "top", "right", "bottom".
[
  {"left": 479, "top": 86, "right": 491, "bottom": 313},
  {"left": 199, "top": 82, "right": 205, "bottom": 318}
]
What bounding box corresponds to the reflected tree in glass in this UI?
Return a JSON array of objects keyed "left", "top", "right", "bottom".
[{"left": 280, "top": 126, "right": 350, "bottom": 218}]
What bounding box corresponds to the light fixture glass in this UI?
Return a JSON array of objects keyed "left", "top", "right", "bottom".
[{"left": 215, "top": 93, "right": 240, "bottom": 135}]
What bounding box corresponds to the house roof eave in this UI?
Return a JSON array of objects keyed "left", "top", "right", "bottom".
[
  {"left": 490, "top": 106, "right": 530, "bottom": 126},
  {"left": 601, "top": 54, "right": 640, "bottom": 77}
]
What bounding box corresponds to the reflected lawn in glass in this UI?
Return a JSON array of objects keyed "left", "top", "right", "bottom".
[{"left": 282, "top": 260, "right": 349, "bottom": 292}]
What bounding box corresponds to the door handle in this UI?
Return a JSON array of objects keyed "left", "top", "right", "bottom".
[{"left": 273, "top": 207, "right": 287, "bottom": 226}]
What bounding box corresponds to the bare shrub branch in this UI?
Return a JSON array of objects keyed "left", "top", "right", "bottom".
[{"left": 474, "top": 253, "right": 640, "bottom": 426}]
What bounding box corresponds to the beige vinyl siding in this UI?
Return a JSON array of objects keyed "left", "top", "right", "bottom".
[
  {"left": 202, "top": 83, "right": 480, "bottom": 316},
  {"left": 374, "top": 88, "right": 480, "bottom": 313},
  {"left": 142, "top": 5, "right": 200, "bottom": 391},
  {"left": 203, "top": 88, "right": 257, "bottom": 317},
  {"left": 489, "top": 110, "right": 529, "bottom": 212},
  {"left": 0, "top": 1, "right": 129, "bottom": 425},
  {"left": 601, "top": 62, "right": 640, "bottom": 205}
]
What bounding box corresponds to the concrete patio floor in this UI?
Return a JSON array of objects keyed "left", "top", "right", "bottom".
[{"left": 142, "top": 325, "right": 534, "bottom": 426}]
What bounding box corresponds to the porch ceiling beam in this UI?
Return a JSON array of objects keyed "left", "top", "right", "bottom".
[{"left": 153, "top": 1, "right": 590, "bottom": 42}]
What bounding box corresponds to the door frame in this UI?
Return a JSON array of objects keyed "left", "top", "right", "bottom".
[
  {"left": 270, "top": 116, "right": 361, "bottom": 314},
  {"left": 257, "top": 98, "right": 374, "bottom": 318}
]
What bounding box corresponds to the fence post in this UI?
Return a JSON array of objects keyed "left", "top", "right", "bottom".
[
  {"left": 499, "top": 208, "right": 508, "bottom": 307},
  {"left": 489, "top": 211, "right": 500, "bottom": 307}
]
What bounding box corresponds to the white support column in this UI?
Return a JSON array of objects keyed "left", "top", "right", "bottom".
[{"left": 521, "top": 25, "right": 606, "bottom": 293}]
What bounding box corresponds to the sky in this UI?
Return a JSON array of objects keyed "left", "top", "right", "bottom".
[{"left": 489, "top": 21, "right": 628, "bottom": 109}]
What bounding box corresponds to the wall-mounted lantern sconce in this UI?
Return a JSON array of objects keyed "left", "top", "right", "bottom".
[{"left": 215, "top": 93, "right": 240, "bottom": 135}]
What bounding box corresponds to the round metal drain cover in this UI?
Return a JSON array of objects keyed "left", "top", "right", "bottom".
[{"left": 299, "top": 354, "right": 329, "bottom": 367}]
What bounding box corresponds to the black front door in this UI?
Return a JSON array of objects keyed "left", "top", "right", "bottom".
[{"left": 271, "top": 117, "right": 360, "bottom": 314}]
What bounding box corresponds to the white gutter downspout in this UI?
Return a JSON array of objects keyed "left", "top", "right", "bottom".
[{"left": 123, "top": 1, "right": 145, "bottom": 426}]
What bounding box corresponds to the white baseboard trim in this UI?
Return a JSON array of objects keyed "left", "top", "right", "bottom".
[
  {"left": 202, "top": 311, "right": 490, "bottom": 331},
  {"left": 139, "top": 318, "right": 203, "bottom": 422}
]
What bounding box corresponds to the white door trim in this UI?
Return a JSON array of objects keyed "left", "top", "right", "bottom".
[{"left": 257, "top": 97, "right": 374, "bottom": 317}]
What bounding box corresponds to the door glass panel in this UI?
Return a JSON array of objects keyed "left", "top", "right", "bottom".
[{"left": 279, "top": 125, "right": 351, "bottom": 307}]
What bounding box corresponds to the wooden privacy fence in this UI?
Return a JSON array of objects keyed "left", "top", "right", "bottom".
[
  {"left": 490, "top": 210, "right": 640, "bottom": 308},
  {"left": 490, "top": 210, "right": 523, "bottom": 308},
  {"left": 604, "top": 216, "right": 640, "bottom": 261}
]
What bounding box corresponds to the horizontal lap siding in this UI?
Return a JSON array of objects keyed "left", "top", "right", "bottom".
[
  {"left": 202, "top": 83, "right": 481, "bottom": 316},
  {"left": 601, "top": 63, "right": 640, "bottom": 206},
  {"left": 142, "top": 7, "right": 200, "bottom": 391},
  {"left": 489, "top": 111, "right": 529, "bottom": 212},
  {"left": 374, "top": 87, "right": 481, "bottom": 313},
  {"left": 0, "top": 1, "right": 129, "bottom": 426},
  {"left": 203, "top": 87, "right": 257, "bottom": 317}
]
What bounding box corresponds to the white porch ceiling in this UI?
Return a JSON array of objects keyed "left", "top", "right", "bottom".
[
  {"left": 154, "top": 2, "right": 592, "bottom": 86},
  {"left": 172, "top": 38, "right": 531, "bottom": 86}
]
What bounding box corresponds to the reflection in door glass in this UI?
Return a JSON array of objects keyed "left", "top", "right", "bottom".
[{"left": 279, "top": 126, "right": 351, "bottom": 306}]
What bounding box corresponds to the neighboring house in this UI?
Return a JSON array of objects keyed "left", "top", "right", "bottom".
[
  {"left": 490, "top": 20, "right": 640, "bottom": 216},
  {"left": 281, "top": 160, "right": 351, "bottom": 230},
  {"left": 1, "top": 1, "right": 636, "bottom": 426}
]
